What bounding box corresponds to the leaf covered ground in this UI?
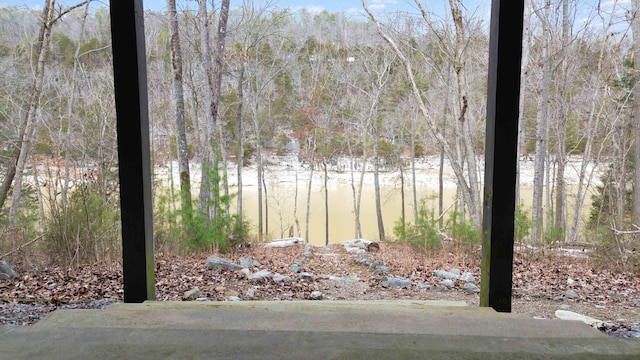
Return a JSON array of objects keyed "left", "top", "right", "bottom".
[{"left": 1, "top": 242, "right": 639, "bottom": 337}]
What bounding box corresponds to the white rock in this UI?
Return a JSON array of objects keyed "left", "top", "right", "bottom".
[
  {"left": 555, "top": 310, "right": 603, "bottom": 326},
  {"left": 441, "top": 279, "right": 455, "bottom": 288},
  {"left": 248, "top": 270, "right": 272, "bottom": 281}
]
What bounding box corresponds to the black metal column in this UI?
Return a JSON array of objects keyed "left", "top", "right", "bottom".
[
  {"left": 480, "top": 0, "right": 525, "bottom": 312},
  {"left": 109, "top": 0, "right": 155, "bottom": 302}
]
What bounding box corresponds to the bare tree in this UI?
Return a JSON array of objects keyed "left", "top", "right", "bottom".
[
  {"left": 633, "top": 0, "right": 640, "bottom": 226},
  {"left": 168, "top": 0, "right": 192, "bottom": 223},
  {"left": 363, "top": 0, "right": 482, "bottom": 227},
  {"left": 5, "top": 0, "right": 89, "bottom": 223}
]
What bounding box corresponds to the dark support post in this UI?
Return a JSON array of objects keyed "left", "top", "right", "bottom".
[
  {"left": 109, "top": 0, "right": 155, "bottom": 302},
  {"left": 480, "top": 0, "right": 525, "bottom": 312}
]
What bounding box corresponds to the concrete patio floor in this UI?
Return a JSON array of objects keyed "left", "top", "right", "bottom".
[{"left": 0, "top": 300, "right": 639, "bottom": 359}]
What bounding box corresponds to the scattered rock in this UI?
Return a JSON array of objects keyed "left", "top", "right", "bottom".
[
  {"left": 289, "top": 264, "right": 302, "bottom": 273},
  {"left": 354, "top": 254, "right": 373, "bottom": 266},
  {"left": 273, "top": 273, "right": 293, "bottom": 283},
  {"left": 434, "top": 270, "right": 461, "bottom": 280},
  {"left": 240, "top": 268, "right": 251, "bottom": 277},
  {"left": 228, "top": 296, "right": 241, "bottom": 301},
  {"left": 555, "top": 310, "right": 604, "bottom": 327},
  {"left": 246, "top": 288, "right": 256, "bottom": 298},
  {"left": 299, "top": 272, "right": 315, "bottom": 282},
  {"left": 239, "top": 257, "right": 261, "bottom": 268},
  {"left": 310, "top": 291, "right": 323, "bottom": 300},
  {"left": 262, "top": 238, "right": 303, "bottom": 248},
  {"left": 460, "top": 272, "right": 476, "bottom": 283},
  {"left": 462, "top": 283, "right": 480, "bottom": 294},
  {"left": 343, "top": 239, "right": 379, "bottom": 253},
  {"left": 183, "top": 287, "right": 201, "bottom": 301},
  {"left": 382, "top": 277, "right": 412, "bottom": 289},
  {"left": 370, "top": 261, "right": 388, "bottom": 273},
  {"left": 0, "top": 260, "right": 17, "bottom": 280},
  {"left": 248, "top": 270, "right": 272, "bottom": 281},
  {"left": 565, "top": 289, "right": 579, "bottom": 299},
  {"left": 417, "top": 281, "right": 428, "bottom": 290},
  {"left": 450, "top": 269, "right": 461, "bottom": 275},
  {"left": 303, "top": 243, "right": 313, "bottom": 259},
  {"left": 205, "top": 256, "right": 243, "bottom": 271},
  {"left": 440, "top": 279, "right": 455, "bottom": 288}
]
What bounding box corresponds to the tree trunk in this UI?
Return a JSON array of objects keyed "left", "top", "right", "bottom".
[
  {"left": 531, "top": 0, "right": 552, "bottom": 243},
  {"left": 236, "top": 65, "right": 245, "bottom": 229},
  {"left": 411, "top": 111, "right": 418, "bottom": 222},
  {"left": 633, "top": 0, "right": 640, "bottom": 225},
  {"left": 305, "top": 137, "right": 315, "bottom": 244},
  {"left": 262, "top": 172, "right": 268, "bottom": 237},
  {"left": 198, "top": 0, "right": 213, "bottom": 219},
  {"left": 373, "top": 122, "right": 385, "bottom": 241},
  {"left": 553, "top": 0, "right": 570, "bottom": 240},
  {"left": 254, "top": 102, "right": 264, "bottom": 241},
  {"left": 323, "top": 158, "right": 329, "bottom": 245},
  {"left": 8, "top": 0, "right": 56, "bottom": 224},
  {"left": 449, "top": 0, "right": 481, "bottom": 225},
  {"left": 516, "top": 0, "right": 532, "bottom": 211},
  {"left": 400, "top": 164, "right": 406, "bottom": 236},
  {"left": 168, "top": 0, "right": 192, "bottom": 223}
]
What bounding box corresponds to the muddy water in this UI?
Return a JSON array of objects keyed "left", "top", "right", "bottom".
[
  {"left": 158, "top": 160, "right": 596, "bottom": 247},
  {"left": 240, "top": 180, "right": 542, "bottom": 246}
]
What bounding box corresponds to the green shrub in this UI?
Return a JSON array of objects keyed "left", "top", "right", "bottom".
[
  {"left": 45, "top": 183, "right": 120, "bottom": 267},
  {"left": 393, "top": 201, "right": 441, "bottom": 254},
  {"left": 447, "top": 210, "right": 480, "bottom": 253},
  {"left": 514, "top": 204, "right": 532, "bottom": 243}
]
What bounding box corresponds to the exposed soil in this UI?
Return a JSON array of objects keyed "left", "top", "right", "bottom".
[{"left": 1, "top": 242, "right": 639, "bottom": 338}]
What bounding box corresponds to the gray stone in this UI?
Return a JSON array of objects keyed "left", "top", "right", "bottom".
[
  {"left": 310, "top": 291, "right": 323, "bottom": 300},
  {"left": 246, "top": 288, "right": 256, "bottom": 298},
  {"left": 239, "top": 257, "right": 261, "bottom": 268},
  {"left": 228, "top": 296, "right": 241, "bottom": 301},
  {"left": 382, "top": 277, "right": 412, "bottom": 289},
  {"left": 303, "top": 244, "right": 313, "bottom": 259},
  {"left": 460, "top": 272, "right": 476, "bottom": 283},
  {"left": 565, "top": 289, "right": 579, "bottom": 299},
  {"left": 450, "top": 269, "right": 461, "bottom": 275},
  {"left": 462, "top": 283, "right": 480, "bottom": 294},
  {"left": 248, "top": 270, "right": 272, "bottom": 281},
  {"left": 273, "top": 273, "right": 293, "bottom": 283},
  {"left": 354, "top": 254, "right": 373, "bottom": 267},
  {"left": 0, "top": 260, "right": 16, "bottom": 280},
  {"left": 559, "top": 304, "right": 571, "bottom": 310},
  {"left": 371, "top": 262, "right": 388, "bottom": 273},
  {"left": 205, "top": 256, "right": 243, "bottom": 271},
  {"left": 289, "top": 264, "right": 301, "bottom": 273},
  {"left": 240, "top": 268, "right": 251, "bottom": 277},
  {"left": 299, "top": 272, "right": 315, "bottom": 282},
  {"left": 417, "top": 281, "right": 428, "bottom": 290},
  {"left": 183, "top": 287, "right": 201, "bottom": 301},
  {"left": 440, "top": 279, "right": 455, "bottom": 288},
  {"left": 434, "top": 270, "right": 460, "bottom": 280}
]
